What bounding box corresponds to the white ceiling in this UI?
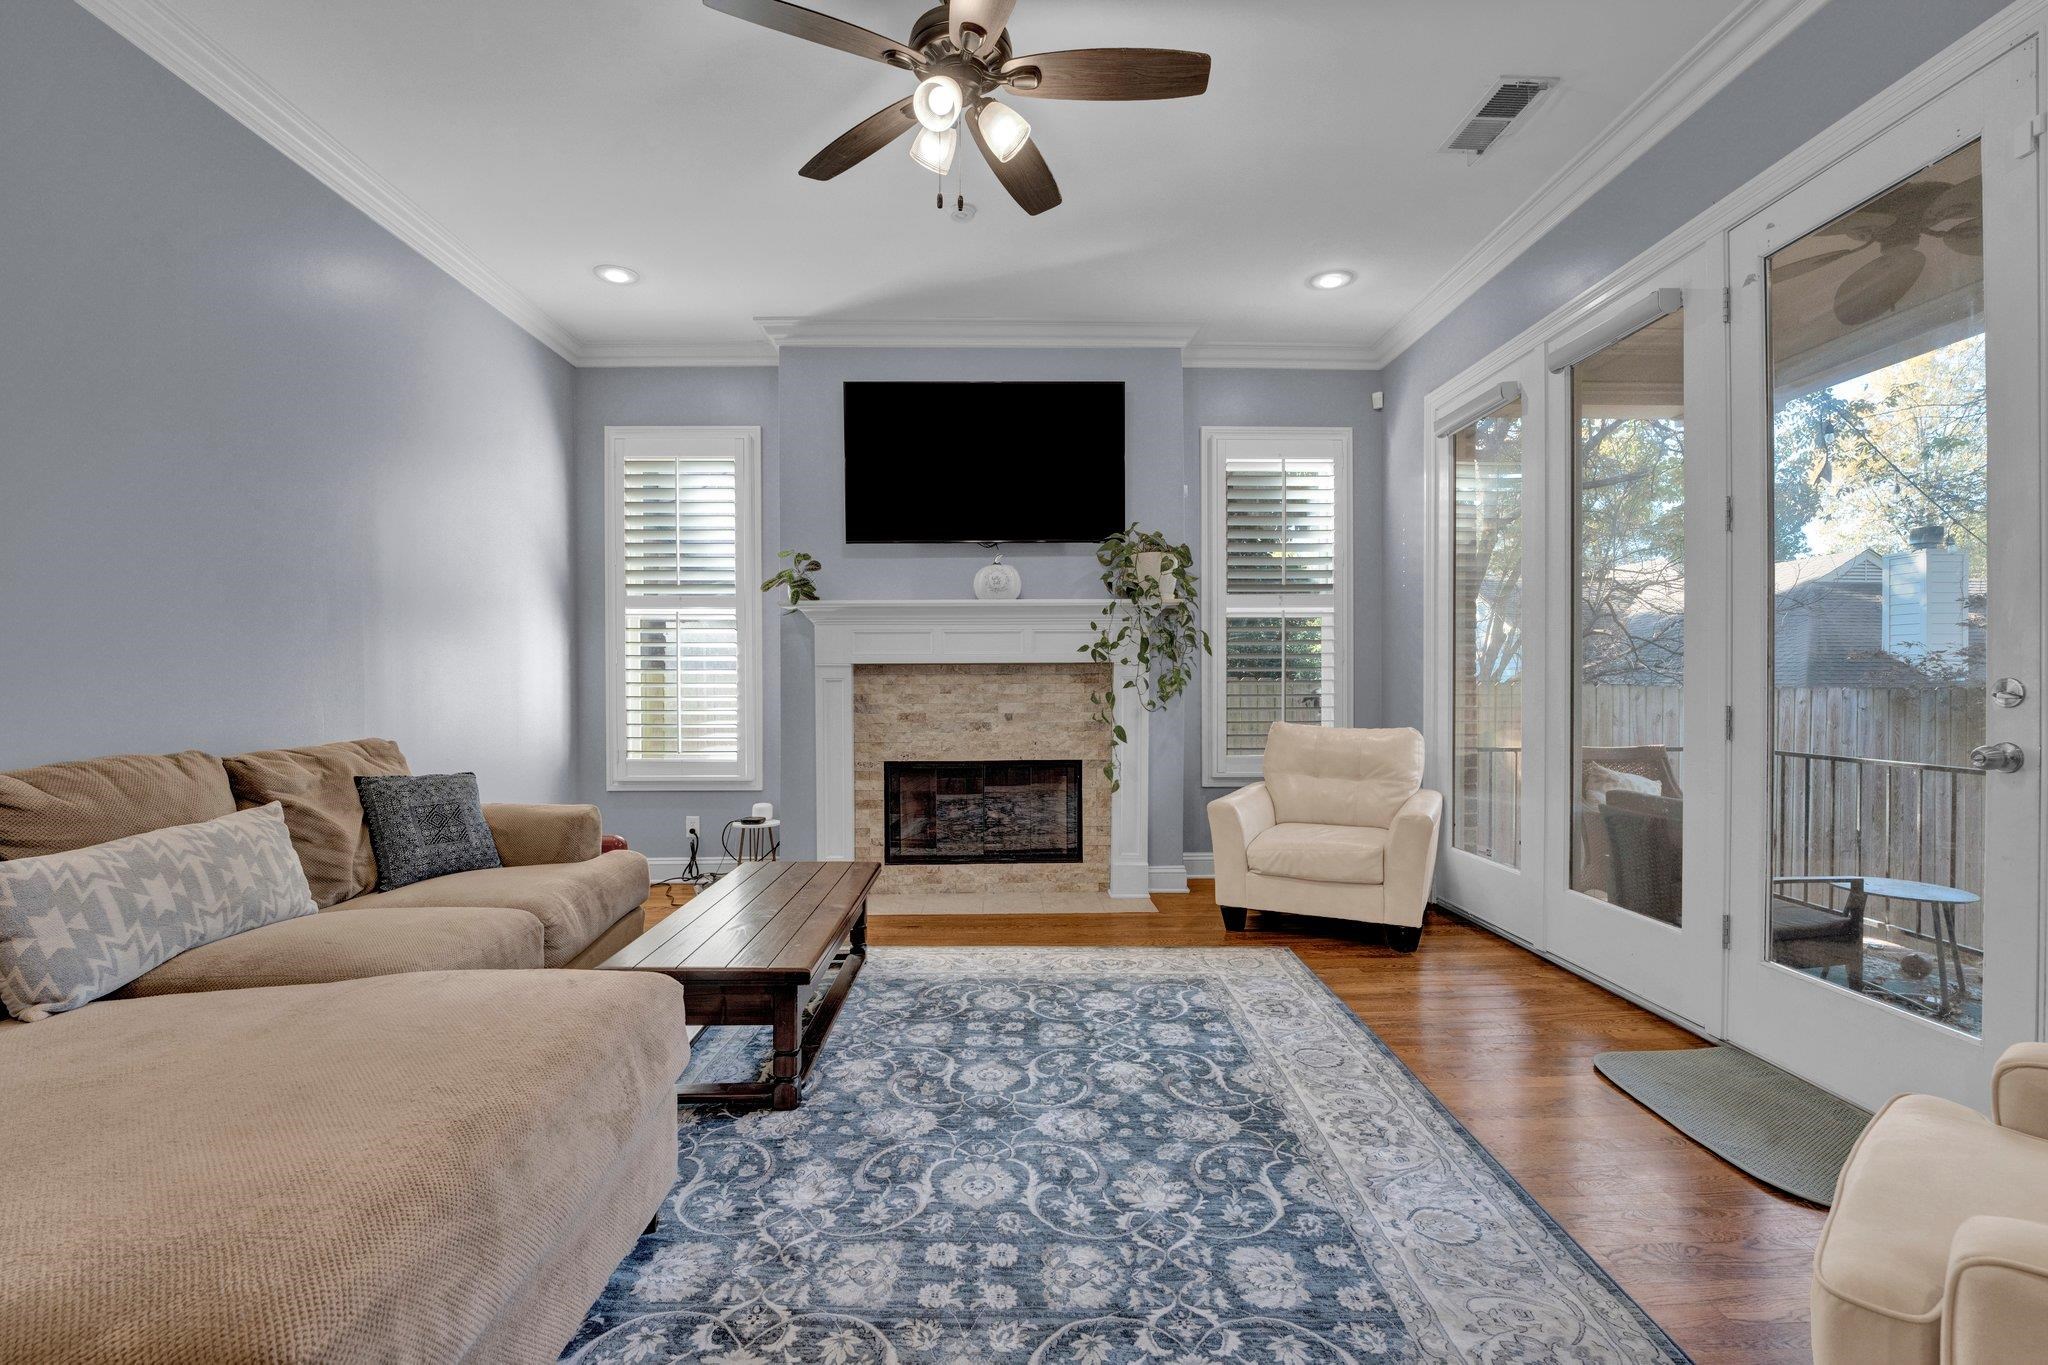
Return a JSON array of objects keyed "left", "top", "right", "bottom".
[{"left": 113, "top": 0, "right": 1768, "bottom": 363}]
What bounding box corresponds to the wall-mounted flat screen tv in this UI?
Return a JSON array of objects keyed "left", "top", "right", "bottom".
[{"left": 843, "top": 381, "right": 1126, "bottom": 543}]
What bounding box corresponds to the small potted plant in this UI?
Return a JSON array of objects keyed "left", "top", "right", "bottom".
[
  {"left": 762, "top": 550, "right": 822, "bottom": 611},
  {"left": 1084, "top": 525, "right": 1209, "bottom": 791}
]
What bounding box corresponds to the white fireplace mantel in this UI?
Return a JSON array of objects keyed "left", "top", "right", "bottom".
[{"left": 794, "top": 599, "right": 1150, "bottom": 897}]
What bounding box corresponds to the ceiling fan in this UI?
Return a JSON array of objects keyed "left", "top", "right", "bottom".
[
  {"left": 1774, "top": 175, "right": 1982, "bottom": 327},
  {"left": 702, "top": 0, "right": 1212, "bottom": 215}
]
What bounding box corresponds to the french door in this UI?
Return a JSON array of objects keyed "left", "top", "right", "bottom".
[
  {"left": 1726, "top": 44, "right": 2043, "bottom": 1111},
  {"left": 1540, "top": 241, "right": 1730, "bottom": 1033}
]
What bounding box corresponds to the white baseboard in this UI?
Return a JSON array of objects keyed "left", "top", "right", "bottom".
[
  {"left": 648, "top": 855, "right": 1181, "bottom": 896},
  {"left": 647, "top": 855, "right": 738, "bottom": 884},
  {"left": 1148, "top": 864, "right": 1190, "bottom": 894},
  {"left": 1183, "top": 853, "right": 1215, "bottom": 880}
]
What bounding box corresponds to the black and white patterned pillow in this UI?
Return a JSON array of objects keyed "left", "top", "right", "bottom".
[
  {"left": 0, "top": 803, "right": 316, "bottom": 1020},
  {"left": 354, "top": 773, "right": 502, "bottom": 892}
]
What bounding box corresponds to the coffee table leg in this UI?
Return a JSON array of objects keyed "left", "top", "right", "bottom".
[{"left": 771, "top": 984, "right": 802, "bottom": 1110}]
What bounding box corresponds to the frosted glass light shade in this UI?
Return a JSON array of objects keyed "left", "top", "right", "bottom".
[
  {"left": 909, "top": 125, "right": 958, "bottom": 175},
  {"left": 977, "top": 100, "right": 1031, "bottom": 162},
  {"left": 912, "top": 76, "right": 963, "bottom": 131}
]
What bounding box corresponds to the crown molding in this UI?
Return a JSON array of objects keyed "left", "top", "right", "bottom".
[
  {"left": 1182, "top": 342, "right": 1380, "bottom": 371},
  {"left": 755, "top": 318, "right": 1201, "bottom": 350},
  {"left": 1366, "top": 0, "right": 1830, "bottom": 367},
  {"left": 73, "top": 0, "right": 585, "bottom": 363},
  {"left": 83, "top": 0, "right": 1813, "bottom": 379},
  {"left": 577, "top": 340, "right": 782, "bottom": 368}
]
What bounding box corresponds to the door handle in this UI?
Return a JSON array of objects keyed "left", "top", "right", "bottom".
[{"left": 1970, "top": 741, "right": 2026, "bottom": 772}]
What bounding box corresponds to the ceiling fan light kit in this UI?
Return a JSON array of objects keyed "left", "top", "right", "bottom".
[
  {"left": 703, "top": 0, "right": 1211, "bottom": 215},
  {"left": 977, "top": 99, "right": 1031, "bottom": 162},
  {"left": 908, "top": 124, "right": 959, "bottom": 175},
  {"left": 913, "top": 74, "right": 964, "bottom": 130}
]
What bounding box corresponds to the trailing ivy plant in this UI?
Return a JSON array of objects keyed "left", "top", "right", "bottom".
[
  {"left": 761, "top": 549, "right": 823, "bottom": 611},
  {"left": 1084, "top": 524, "right": 1210, "bottom": 792}
]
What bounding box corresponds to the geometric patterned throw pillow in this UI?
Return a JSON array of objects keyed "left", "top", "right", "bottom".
[
  {"left": 0, "top": 802, "right": 317, "bottom": 1020},
  {"left": 353, "top": 772, "right": 502, "bottom": 892}
]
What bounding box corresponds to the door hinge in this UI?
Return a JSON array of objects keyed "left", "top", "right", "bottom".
[
  {"left": 1722, "top": 914, "right": 1732, "bottom": 950},
  {"left": 1725, "top": 704, "right": 1735, "bottom": 740},
  {"left": 1721, "top": 285, "right": 1732, "bottom": 323},
  {"left": 2015, "top": 112, "right": 2046, "bottom": 159},
  {"left": 1725, "top": 495, "right": 1734, "bottom": 531}
]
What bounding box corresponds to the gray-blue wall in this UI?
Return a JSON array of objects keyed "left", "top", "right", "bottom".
[
  {"left": 569, "top": 366, "right": 783, "bottom": 853},
  {"left": 1182, "top": 368, "right": 1384, "bottom": 852},
  {"left": 573, "top": 356, "right": 1379, "bottom": 866},
  {"left": 0, "top": 0, "right": 580, "bottom": 798},
  {"left": 1377, "top": 0, "right": 2010, "bottom": 729}
]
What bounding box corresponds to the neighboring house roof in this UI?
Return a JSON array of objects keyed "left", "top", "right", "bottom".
[{"left": 1587, "top": 550, "right": 1978, "bottom": 689}]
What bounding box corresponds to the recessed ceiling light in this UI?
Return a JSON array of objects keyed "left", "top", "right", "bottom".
[
  {"left": 593, "top": 264, "right": 640, "bottom": 286},
  {"left": 1308, "top": 270, "right": 1356, "bottom": 291}
]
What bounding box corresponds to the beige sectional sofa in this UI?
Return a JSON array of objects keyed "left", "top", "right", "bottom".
[{"left": 0, "top": 741, "right": 681, "bottom": 1364}]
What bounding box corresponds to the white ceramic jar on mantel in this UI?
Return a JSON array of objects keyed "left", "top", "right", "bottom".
[{"left": 973, "top": 555, "right": 1022, "bottom": 600}]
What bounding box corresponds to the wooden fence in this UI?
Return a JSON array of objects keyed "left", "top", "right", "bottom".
[{"left": 1452, "top": 683, "right": 1986, "bottom": 950}]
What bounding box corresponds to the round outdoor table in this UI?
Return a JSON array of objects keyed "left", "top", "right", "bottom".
[{"left": 1773, "top": 874, "right": 1980, "bottom": 1020}]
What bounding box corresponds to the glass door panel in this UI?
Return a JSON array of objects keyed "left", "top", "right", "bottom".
[
  {"left": 1571, "top": 311, "right": 1688, "bottom": 924},
  {"left": 1726, "top": 44, "right": 2040, "bottom": 1111},
  {"left": 1542, "top": 242, "right": 1728, "bottom": 1033},
  {"left": 1450, "top": 400, "right": 1527, "bottom": 867},
  {"left": 1766, "top": 143, "right": 1988, "bottom": 1034}
]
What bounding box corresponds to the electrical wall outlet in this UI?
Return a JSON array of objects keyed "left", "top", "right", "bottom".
[{"left": 686, "top": 815, "right": 701, "bottom": 836}]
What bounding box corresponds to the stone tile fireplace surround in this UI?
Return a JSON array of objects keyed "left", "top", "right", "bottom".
[
  {"left": 858, "top": 666, "right": 1108, "bottom": 894},
  {"left": 797, "top": 601, "right": 1152, "bottom": 898}
]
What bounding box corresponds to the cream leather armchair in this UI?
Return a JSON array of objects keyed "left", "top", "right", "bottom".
[
  {"left": 1814, "top": 1044, "right": 2048, "bottom": 1363},
  {"left": 1207, "top": 722, "right": 1443, "bottom": 950}
]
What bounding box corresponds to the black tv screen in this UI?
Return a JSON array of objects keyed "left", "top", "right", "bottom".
[{"left": 844, "top": 381, "right": 1126, "bottom": 543}]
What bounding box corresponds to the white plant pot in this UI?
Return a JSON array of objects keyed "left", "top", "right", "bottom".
[{"left": 1134, "top": 550, "right": 1179, "bottom": 604}]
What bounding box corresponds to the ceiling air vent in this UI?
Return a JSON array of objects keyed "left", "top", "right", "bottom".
[{"left": 1443, "top": 77, "right": 1559, "bottom": 156}]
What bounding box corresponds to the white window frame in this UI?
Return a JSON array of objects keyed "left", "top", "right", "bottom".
[
  {"left": 605, "top": 425, "right": 764, "bottom": 791},
  {"left": 1201, "top": 426, "right": 1354, "bottom": 786}
]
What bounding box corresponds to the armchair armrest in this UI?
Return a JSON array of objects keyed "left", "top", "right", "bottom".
[
  {"left": 482, "top": 802, "right": 602, "bottom": 867},
  {"left": 1993, "top": 1044, "right": 2048, "bottom": 1142},
  {"left": 1383, "top": 789, "right": 1444, "bottom": 928},
  {"left": 1944, "top": 1215, "right": 2048, "bottom": 1364},
  {"left": 1207, "top": 783, "right": 1276, "bottom": 907}
]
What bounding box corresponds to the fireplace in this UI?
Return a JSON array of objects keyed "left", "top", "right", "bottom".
[{"left": 884, "top": 760, "right": 1085, "bottom": 865}]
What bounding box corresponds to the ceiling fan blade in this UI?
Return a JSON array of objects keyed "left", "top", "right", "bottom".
[
  {"left": 1772, "top": 244, "right": 1870, "bottom": 281},
  {"left": 969, "top": 109, "right": 1060, "bottom": 214},
  {"left": 702, "top": 0, "right": 913, "bottom": 67},
  {"left": 1834, "top": 247, "right": 1926, "bottom": 327},
  {"left": 800, "top": 98, "right": 917, "bottom": 180},
  {"left": 948, "top": 0, "right": 1017, "bottom": 55},
  {"left": 1001, "top": 48, "right": 1211, "bottom": 100}
]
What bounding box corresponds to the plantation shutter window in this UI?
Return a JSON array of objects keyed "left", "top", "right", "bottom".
[
  {"left": 607, "top": 427, "right": 763, "bottom": 790},
  {"left": 1202, "top": 429, "right": 1353, "bottom": 784}
]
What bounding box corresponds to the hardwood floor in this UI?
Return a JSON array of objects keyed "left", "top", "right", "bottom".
[{"left": 641, "top": 881, "right": 1824, "bottom": 1363}]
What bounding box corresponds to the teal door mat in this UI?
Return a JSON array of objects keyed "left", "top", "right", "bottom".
[{"left": 1594, "top": 1045, "right": 1872, "bottom": 1206}]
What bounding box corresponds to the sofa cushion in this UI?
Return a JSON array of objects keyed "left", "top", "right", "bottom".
[
  {"left": 355, "top": 773, "right": 502, "bottom": 891},
  {"left": 0, "top": 804, "right": 316, "bottom": 1020},
  {"left": 484, "top": 802, "right": 603, "bottom": 867},
  {"left": 222, "top": 738, "right": 410, "bottom": 907},
  {"left": 1813, "top": 1092, "right": 2048, "bottom": 1363},
  {"left": 339, "top": 850, "right": 650, "bottom": 966},
  {"left": 1247, "top": 822, "right": 1388, "bottom": 884},
  {"left": 110, "top": 904, "right": 544, "bottom": 997},
  {"left": 0, "top": 969, "right": 687, "bottom": 1365},
  {"left": 1263, "top": 723, "right": 1423, "bottom": 829},
  {"left": 0, "top": 750, "right": 234, "bottom": 860}
]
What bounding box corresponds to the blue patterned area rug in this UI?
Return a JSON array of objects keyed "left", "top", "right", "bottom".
[{"left": 565, "top": 948, "right": 1687, "bottom": 1363}]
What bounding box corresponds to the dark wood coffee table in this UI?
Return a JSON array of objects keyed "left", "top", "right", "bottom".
[{"left": 601, "top": 859, "right": 880, "bottom": 1110}]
